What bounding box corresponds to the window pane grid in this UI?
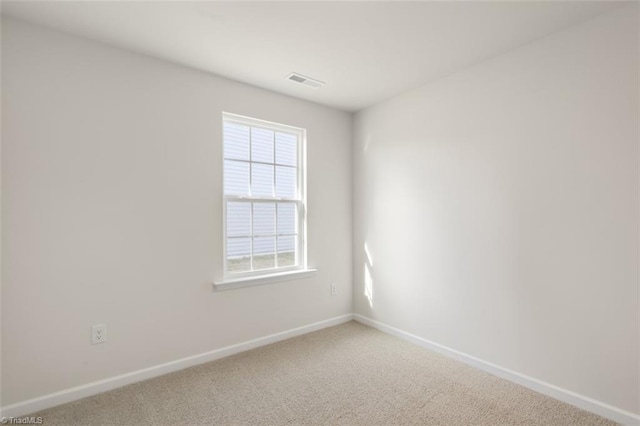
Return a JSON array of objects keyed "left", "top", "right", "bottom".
[
  {"left": 224, "top": 115, "right": 303, "bottom": 276},
  {"left": 224, "top": 198, "right": 299, "bottom": 273}
]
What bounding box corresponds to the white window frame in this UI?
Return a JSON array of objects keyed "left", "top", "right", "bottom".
[{"left": 220, "top": 112, "right": 309, "bottom": 286}]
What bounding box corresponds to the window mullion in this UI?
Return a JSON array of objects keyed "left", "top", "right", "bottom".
[
  {"left": 250, "top": 202, "right": 254, "bottom": 271},
  {"left": 273, "top": 131, "right": 278, "bottom": 267},
  {"left": 248, "top": 127, "right": 253, "bottom": 197},
  {"left": 249, "top": 127, "right": 254, "bottom": 271},
  {"left": 297, "top": 128, "right": 303, "bottom": 269},
  {"left": 275, "top": 208, "right": 279, "bottom": 268},
  {"left": 223, "top": 158, "right": 296, "bottom": 168}
]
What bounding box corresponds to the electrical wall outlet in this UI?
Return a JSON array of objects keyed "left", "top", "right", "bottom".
[
  {"left": 92, "top": 324, "right": 107, "bottom": 345},
  {"left": 330, "top": 283, "right": 337, "bottom": 296}
]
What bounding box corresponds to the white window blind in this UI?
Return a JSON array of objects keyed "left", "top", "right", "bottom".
[{"left": 222, "top": 113, "right": 306, "bottom": 278}]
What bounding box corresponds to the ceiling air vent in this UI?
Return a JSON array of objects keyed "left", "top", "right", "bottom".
[{"left": 286, "top": 72, "right": 325, "bottom": 89}]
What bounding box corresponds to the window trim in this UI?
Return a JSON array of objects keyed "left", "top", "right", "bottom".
[
  {"left": 214, "top": 268, "right": 317, "bottom": 291},
  {"left": 220, "top": 112, "right": 308, "bottom": 283}
]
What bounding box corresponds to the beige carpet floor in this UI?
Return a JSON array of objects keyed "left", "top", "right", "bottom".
[{"left": 31, "top": 321, "right": 616, "bottom": 425}]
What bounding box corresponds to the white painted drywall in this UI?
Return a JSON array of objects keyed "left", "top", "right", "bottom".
[
  {"left": 353, "top": 5, "right": 639, "bottom": 415},
  {"left": 1, "top": 17, "right": 352, "bottom": 406}
]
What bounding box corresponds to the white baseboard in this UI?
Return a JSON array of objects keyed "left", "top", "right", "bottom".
[
  {"left": 353, "top": 314, "right": 640, "bottom": 426},
  {"left": 0, "top": 313, "right": 354, "bottom": 419},
  {"left": 4, "top": 313, "right": 638, "bottom": 425}
]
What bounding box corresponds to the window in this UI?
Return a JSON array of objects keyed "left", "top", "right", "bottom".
[{"left": 222, "top": 113, "right": 307, "bottom": 280}]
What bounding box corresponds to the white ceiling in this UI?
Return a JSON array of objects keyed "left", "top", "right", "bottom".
[{"left": 1, "top": 1, "right": 627, "bottom": 111}]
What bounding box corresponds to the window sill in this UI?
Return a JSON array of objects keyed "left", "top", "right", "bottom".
[{"left": 213, "top": 268, "right": 317, "bottom": 291}]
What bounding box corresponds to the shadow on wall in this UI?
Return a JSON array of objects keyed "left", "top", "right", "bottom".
[{"left": 364, "top": 242, "right": 373, "bottom": 308}]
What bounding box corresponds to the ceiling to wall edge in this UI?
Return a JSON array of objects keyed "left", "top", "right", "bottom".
[{"left": 0, "top": 3, "right": 632, "bottom": 115}]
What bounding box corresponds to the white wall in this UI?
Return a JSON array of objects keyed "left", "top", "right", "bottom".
[
  {"left": 1, "top": 17, "right": 352, "bottom": 406},
  {"left": 353, "top": 5, "right": 639, "bottom": 415}
]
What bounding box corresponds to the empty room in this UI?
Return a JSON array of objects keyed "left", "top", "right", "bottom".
[{"left": 1, "top": 1, "right": 638, "bottom": 425}]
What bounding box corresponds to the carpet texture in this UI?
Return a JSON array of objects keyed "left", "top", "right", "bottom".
[{"left": 31, "top": 321, "right": 616, "bottom": 425}]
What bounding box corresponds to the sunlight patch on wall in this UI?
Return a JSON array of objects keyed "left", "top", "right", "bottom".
[{"left": 364, "top": 242, "right": 374, "bottom": 307}]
